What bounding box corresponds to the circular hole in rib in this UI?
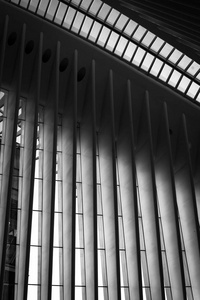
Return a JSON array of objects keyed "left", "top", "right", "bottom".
[
  {"left": 59, "top": 58, "right": 69, "bottom": 72},
  {"left": 25, "top": 40, "right": 34, "bottom": 54},
  {"left": 77, "top": 67, "right": 86, "bottom": 82},
  {"left": 42, "top": 49, "right": 51, "bottom": 63},
  {"left": 7, "top": 32, "right": 17, "bottom": 46}
]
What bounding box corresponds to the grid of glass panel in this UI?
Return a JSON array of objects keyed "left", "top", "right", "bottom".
[
  {"left": 6, "top": 0, "right": 200, "bottom": 103},
  {"left": 0, "top": 91, "right": 198, "bottom": 299}
]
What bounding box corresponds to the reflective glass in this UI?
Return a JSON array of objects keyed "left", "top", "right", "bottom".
[
  {"left": 52, "top": 247, "right": 63, "bottom": 285},
  {"left": 97, "top": 3, "right": 111, "bottom": 21},
  {"left": 71, "top": 11, "right": 85, "bottom": 34},
  {"left": 55, "top": 3, "right": 68, "bottom": 25},
  {"left": 168, "top": 70, "right": 182, "bottom": 87},
  {"left": 123, "top": 42, "right": 137, "bottom": 62},
  {"left": 124, "top": 20, "right": 138, "bottom": 37},
  {"left": 63, "top": 7, "right": 76, "bottom": 29},
  {"left": 30, "top": 211, "right": 42, "bottom": 246},
  {"left": 114, "top": 36, "right": 128, "bottom": 57},
  {"left": 89, "top": 0, "right": 102, "bottom": 16},
  {"left": 54, "top": 213, "right": 62, "bottom": 246},
  {"left": 187, "top": 82, "right": 200, "bottom": 98},
  {"left": 88, "top": 21, "right": 102, "bottom": 42},
  {"left": 141, "top": 53, "right": 154, "bottom": 72},
  {"left": 178, "top": 55, "right": 192, "bottom": 70},
  {"left": 187, "top": 61, "right": 200, "bottom": 76},
  {"left": 75, "top": 249, "right": 85, "bottom": 285},
  {"left": 81, "top": 0, "right": 93, "bottom": 11},
  {"left": 177, "top": 76, "right": 191, "bottom": 93},
  {"left": 75, "top": 287, "right": 86, "bottom": 300},
  {"left": 46, "top": 0, "right": 59, "bottom": 20},
  {"left": 80, "top": 16, "right": 93, "bottom": 38},
  {"left": 169, "top": 49, "right": 183, "bottom": 64},
  {"left": 115, "top": 14, "right": 129, "bottom": 31},
  {"left": 105, "top": 31, "right": 119, "bottom": 52},
  {"left": 133, "top": 26, "right": 146, "bottom": 42},
  {"left": 27, "top": 285, "right": 40, "bottom": 300},
  {"left": 28, "top": 246, "right": 40, "bottom": 284},
  {"left": 159, "top": 43, "right": 173, "bottom": 58},
  {"left": 106, "top": 9, "right": 120, "bottom": 26},
  {"left": 132, "top": 47, "right": 146, "bottom": 67},
  {"left": 159, "top": 64, "right": 172, "bottom": 82},
  {"left": 97, "top": 26, "right": 111, "bottom": 47},
  {"left": 141, "top": 31, "right": 155, "bottom": 47},
  {"left": 151, "top": 37, "right": 164, "bottom": 52},
  {"left": 150, "top": 58, "right": 163, "bottom": 77},
  {"left": 51, "top": 286, "right": 63, "bottom": 300}
]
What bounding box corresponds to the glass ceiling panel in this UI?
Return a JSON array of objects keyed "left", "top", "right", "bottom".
[{"left": 7, "top": 0, "right": 200, "bottom": 104}]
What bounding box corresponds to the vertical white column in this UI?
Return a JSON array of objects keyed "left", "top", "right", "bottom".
[
  {"left": 135, "top": 91, "right": 164, "bottom": 300},
  {"left": 117, "top": 80, "right": 142, "bottom": 300},
  {"left": 154, "top": 102, "right": 186, "bottom": 300},
  {"left": 41, "top": 41, "right": 59, "bottom": 300}
]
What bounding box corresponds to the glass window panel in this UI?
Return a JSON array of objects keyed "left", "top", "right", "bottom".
[
  {"left": 97, "top": 27, "right": 111, "bottom": 47},
  {"left": 182, "top": 251, "right": 190, "bottom": 286},
  {"left": 177, "top": 76, "right": 191, "bottom": 93},
  {"left": 162, "top": 252, "right": 170, "bottom": 286},
  {"left": 165, "top": 288, "right": 172, "bottom": 300},
  {"left": 186, "top": 82, "right": 200, "bottom": 98},
  {"left": 11, "top": 0, "right": 19, "bottom": 4},
  {"left": 55, "top": 181, "right": 62, "bottom": 212},
  {"left": 80, "top": 16, "right": 93, "bottom": 38},
  {"left": 77, "top": 127, "right": 81, "bottom": 154},
  {"left": 97, "top": 185, "right": 103, "bottom": 215},
  {"left": 114, "top": 36, "right": 128, "bottom": 57},
  {"left": 159, "top": 43, "right": 174, "bottom": 58},
  {"left": 150, "top": 58, "right": 164, "bottom": 77},
  {"left": 98, "top": 287, "right": 108, "bottom": 300},
  {"left": 105, "top": 31, "right": 119, "bottom": 52},
  {"left": 106, "top": 9, "right": 120, "bottom": 26},
  {"left": 141, "top": 31, "right": 155, "bottom": 47},
  {"left": 119, "top": 217, "right": 125, "bottom": 249},
  {"left": 98, "top": 216, "right": 105, "bottom": 248},
  {"left": 159, "top": 64, "right": 172, "bottom": 82},
  {"left": 187, "top": 61, "right": 200, "bottom": 76},
  {"left": 141, "top": 53, "right": 154, "bottom": 72},
  {"left": 51, "top": 286, "right": 63, "bottom": 300},
  {"left": 46, "top": 0, "right": 59, "bottom": 20},
  {"left": 71, "top": 12, "right": 85, "bottom": 34},
  {"left": 27, "top": 285, "right": 39, "bottom": 300},
  {"left": 28, "top": 246, "right": 40, "bottom": 284},
  {"left": 139, "top": 218, "right": 145, "bottom": 250},
  {"left": 97, "top": 3, "right": 111, "bottom": 21},
  {"left": 117, "top": 186, "right": 122, "bottom": 215},
  {"left": 33, "top": 179, "right": 43, "bottom": 210},
  {"left": 81, "top": 0, "right": 93, "bottom": 11},
  {"left": 54, "top": 213, "right": 62, "bottom": 247},
  {"left": 115, "top": 14, "right": 129, "bottom": 31},
  {"left": 141, "top": 251, "right": 150, "bottom": 285},
  {"left": 168, "top": 70, "right": 182, "bottom": 87},
  {"left": 97, "top": 156, "right": 100, "bottom": 184},
  {"left": 76, "top": 214, "right": 84, "bottom": 248},
  {"left": 186, "top": 287, "right": 193, "bottom": 300},
  {"left": 55, "top": 3, "right": 68, "bottom": 25},
  {"left": 143, "top": 288, "right": 151, "bottom": 300},
  {"left": 37, "top": 0, "right": 50, "bottom": 16},
  {"left": 76, "top": 153, "right": 81, "bottom": 182},
  {"left": 30, "top": 211, "right": 41, "bottom": 246},
  {"left": 89, "top": 0, "right": 102, "bottom": 16},
  {"left": 132, "top": 47, "right": 146, "bottom": 67},
  {"left": 76, "top": 182, "right": 83, "bottom": 213},
  {"left": 57, "top": 125, "right": 62, "bottom": 151},
  {"left": 124, "top": 20, "right": 138, "bottom": 37},
  {"left": 75, "top": 287, "right": 86, "bottom": 300},
  {"left": 52, "top": 248, "right": 63, "bottom": 285},
  {"left": 196, "top": 92, "right": 200, "bottom": 103},
  {"left": 137, "top": 189, "right": 142, "bottom": 217},
  {"left": 98, "top": 250, "right": 107, "bottom": 286},
  {"left": 88, "top": 21, "right": 102, "bottom": 43},
  {"left": 159, "top": 219, "right": 165, "bottom": 250},
  {"left": 20, "top": 0, "right": 29, "bottom": 9},
  {"left": 29, "top": 0, "right": 40, "bottom": 12},
  {"left": 168, "top": 49, "right": 183, "bottom": 64},
  {"left": 133, "top": 26, "right": 146, "bottom": 42},
  {"left": 121, "top": 287, "right": 130, "bottom": 300},
  {"left": 123, "top": 42, "right": 137, "bottom": 62},
  {"left": 63, "top": 7, "right": 76, "bottom": 29},
  {"left": 151, "top": 37, "right": 164, "bottom": 53},
  {"left": 178, "top": 55, "right": 192, "bottom": 70},
  {"left": 75, "top": 249, "right": 85, "bottom": 285},
  {"left": 120, "top": 251, "right": 128, "bottom": 286}
]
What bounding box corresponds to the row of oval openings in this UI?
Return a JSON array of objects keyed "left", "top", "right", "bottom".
[{"left": 7, "top": 32, "right": 86, "bottom": 80}]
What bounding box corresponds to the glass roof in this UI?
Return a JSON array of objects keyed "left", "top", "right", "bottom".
[{"left": 6, "top": 0, "right": 200, "bottom": 103}]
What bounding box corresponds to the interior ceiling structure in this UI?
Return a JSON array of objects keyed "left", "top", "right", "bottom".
[{"left": 3, "top": 0, "right": 200, "bottom": 105}]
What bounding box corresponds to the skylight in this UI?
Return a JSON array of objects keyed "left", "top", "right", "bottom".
[{"left": 7, "top": 0, "right": 200, "bottom": 103}]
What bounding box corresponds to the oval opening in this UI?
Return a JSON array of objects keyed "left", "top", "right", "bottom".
[
  {"left": 7, "top": 32, "right": 17, "bottom": 46},
  {"left": 25, "top": 40, "right": 34, "bottom": 54},
  {"left": 77, "top": 67, "right": 86, "bottom": 82},
  {"left": 42, "top": 49, "right": 51, "bottom": 63},
  {"left": 59, "top": 58, "right": 69, "bottom": 72}
]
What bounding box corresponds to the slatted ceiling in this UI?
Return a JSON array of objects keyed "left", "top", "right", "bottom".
[{"left": 4, "top": 0, "right": 200, "bottom": 104}]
